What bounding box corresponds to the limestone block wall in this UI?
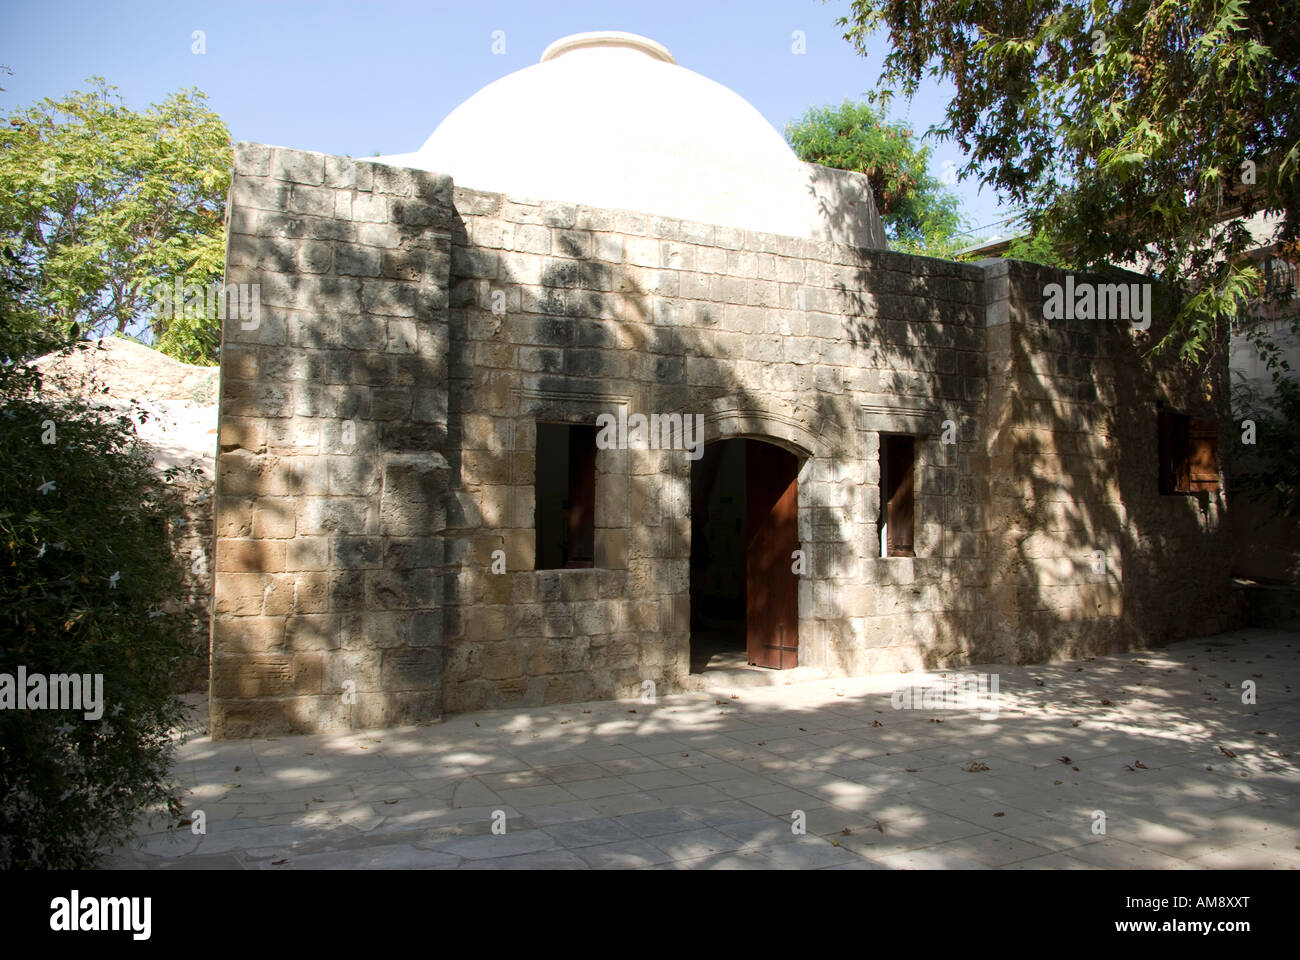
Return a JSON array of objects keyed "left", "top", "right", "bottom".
[
  {"left": 439, "top": 185, "right": 990, "bottom": 710},
  {"left": 210, "top": 142, "right": 1236, "bottom": 736},
  {"left": 211, "top": 144, "right": 453, "bottom": 737},
  {"left": 981, "top": 259, "right": 1235, "bottom": 663},
  {"left": 827, "top": 257, "right": 990, "bottom": 674}
]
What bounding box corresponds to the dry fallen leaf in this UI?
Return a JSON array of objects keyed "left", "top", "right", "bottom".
[
  {"left": 272, "top": 858, "right": 289, "bottom": 865},
  {"left": 967, "top": 761, "right": 989, "bottom": 772},
  {"left": 993, "top": 812, "right": 1005, "bottom": 817},
  {"left": 1219, "top": 746, "right": 1237, "bottom": 759}
]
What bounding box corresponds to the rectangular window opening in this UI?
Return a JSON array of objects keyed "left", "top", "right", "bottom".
[
  {"left": 535, "top": 423, "right": 596, "bottom": 569},
  {"left": 879, "top": 434, "right": 916, "bottom": 558},
  {"left": 1158, "top": 409, "right": 1220, "bottom": 494}
]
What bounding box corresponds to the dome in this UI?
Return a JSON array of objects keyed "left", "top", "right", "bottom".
[{"left": 378, "top": 32, "right": 885, "bottom": 246}]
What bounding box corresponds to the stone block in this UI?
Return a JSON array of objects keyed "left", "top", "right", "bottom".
[
  {"left": 216, "top": 538, "right": 286, "bottom": 573},
  {"left": 274, "top": 149, "right": 325, "bottom": 186},
  {"left": 298, "top": 497, "right": 374, "bottom": 536},
  {"left": 381, "top": 648, "right": 442, "bottom": 691},
  {"left": 213, "top": 572, "right": 267, "bottom": 616},
  {"left": 285, "top": 613, "right": 340, "bottom": 651},
  {"left": 212, "top": 616, "right": 285, "bottom": 655},
  {"left": 252, "top": 504, "right": 296, "bottom": 539}
]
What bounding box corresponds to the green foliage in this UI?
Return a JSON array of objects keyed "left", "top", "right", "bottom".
[
  {"left": 0, "top": 325, "right": 197, "bottom": 868},
  {"left": 0, "top": 79, "right": 231, "bottom": 365},
  {"left": 785, "top": 99, "right": 966, "bottom": 256},
  {"left": 836, "top": 0, "right": 1300, "bottom": 375},
  {"left": 1001, "top": 232, "right": 1073, "bottom": 269},
  {"left": 1234, "top": 371, "right": 1300, "bottom": 517},
  {"left": 1231, "top": 313, "right": 1300, "bottom": 519}
]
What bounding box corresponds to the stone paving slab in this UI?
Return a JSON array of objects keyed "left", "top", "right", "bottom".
[{"left": 106, "top": 628, "right": 1300, "bottom": 869}]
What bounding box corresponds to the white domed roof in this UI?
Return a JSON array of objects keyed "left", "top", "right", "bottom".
[{"left": 378, "top": 32, "right": 885, "bottom": 246}]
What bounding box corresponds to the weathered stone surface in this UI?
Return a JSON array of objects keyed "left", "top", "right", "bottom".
[{"left": 211, "top": 140, "right": 1235, "bottom": 738}]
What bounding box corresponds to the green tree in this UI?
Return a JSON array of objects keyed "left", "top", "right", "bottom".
[
  {"left": 835, "top": 0, "right": 1300, "bottom": 371},
  {"left": 0, "top": 79, "right": 231, "bottom": 365},
  {"left": 785, "top": 99, "right": 967, "bottom": 256}
]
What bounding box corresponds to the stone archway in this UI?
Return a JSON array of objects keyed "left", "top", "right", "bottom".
[{"left": 700, "top": 395, "right": 832, "bottom": 461}]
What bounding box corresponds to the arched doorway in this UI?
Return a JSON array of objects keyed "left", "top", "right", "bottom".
[{"left": 690, "top": 438, "right": 801, "bottom": 671}]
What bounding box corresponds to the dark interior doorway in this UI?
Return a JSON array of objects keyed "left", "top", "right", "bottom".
[{"left": 690, "top": 438, "right": 800, "bottom": 672}]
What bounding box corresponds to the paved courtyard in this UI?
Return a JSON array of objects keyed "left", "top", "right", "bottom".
[{"left": 108, "top": 628, "right": 1300, "bottom": 869}]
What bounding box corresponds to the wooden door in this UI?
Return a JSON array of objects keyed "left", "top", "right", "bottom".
[{"left": 745, "top": 441, "right": 799, "bottom": 669}]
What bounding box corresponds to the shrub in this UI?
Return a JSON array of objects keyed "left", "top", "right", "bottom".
[{"left": 0, "top": 339, "right": 199, "bottom": 868}]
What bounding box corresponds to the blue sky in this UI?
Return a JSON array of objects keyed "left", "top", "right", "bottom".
[{"left": 2, "top": 0, "right": 1016, "bottom": 240}]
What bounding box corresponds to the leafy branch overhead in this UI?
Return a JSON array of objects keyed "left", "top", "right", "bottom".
[
  {"left": 0, "top": 79, "right": 232, "bottom": 364},
  {"left": 836, "top": 0, "right": 1299, "bottom": 369}
]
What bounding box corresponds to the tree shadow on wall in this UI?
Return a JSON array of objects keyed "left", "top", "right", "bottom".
[
  {"left": 438, "top": 197, "right": 852, "bottom": 713},
  {"left": 829, "top": 243, "right": 1235, "bottom": 672}
]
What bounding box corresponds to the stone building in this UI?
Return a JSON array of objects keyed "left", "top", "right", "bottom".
[{"left": 209, "top": 32, "right": 1233, "bottom": 737}]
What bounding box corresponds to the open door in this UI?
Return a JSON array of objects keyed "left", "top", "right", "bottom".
[{"left": 745, "top": 440, "right": 799, "bottom": 668}]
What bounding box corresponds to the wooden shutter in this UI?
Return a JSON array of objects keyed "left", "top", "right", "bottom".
[
  {"left": 1158, "top": 410, "right": 1219, "bottom": 494},
  {"left": 1186, "top": 417, "right": 1220, "bottom": 492}
]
